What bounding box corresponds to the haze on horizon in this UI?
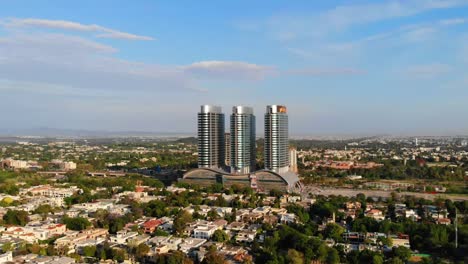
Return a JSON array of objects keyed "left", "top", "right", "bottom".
[{"left": 1, "top": 1, "right": 467, "bottom": 136}]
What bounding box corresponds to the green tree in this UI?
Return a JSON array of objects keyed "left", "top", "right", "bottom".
[
  {"left": 372, "top": 255, "right": 384, "bottom": 264},
  {"left": 154, "top": 229, "right": 170, "bottom": 237},
  {"left": 287, "top": 249, "right": 304, "bottom": 264},
  {"left": 269, "top": 189, "right": 283, "bottom": 198},
  {"left": 377, "top": 236, "right": 393, "bottom": 247},
  {"left": 28, "top": 243, "right": 42, "bottom": 254},
  {"left": 63, "top": 217, "right": 91, "bottom": 231},
  {"left": 323, "top": 223, "right": 344, "bottom": 242},
  {"left": 393, "top": 246, "right": 411, "bottom": 261},
  {"left": 286, "top": 204, "right": 310, "bottom": 223},
  {"left": 46, "top": 245, "right": 56, "bottom": 256},
  {"left": 157, "top": 250, "right": 193, "bottom": 264},
  {"left": 215, "top": 196, "right": 228, "bottom": 207},
  {"left": 174, "top": 210, "right": 192, "bottom": 235},
  {"left": 3, "top": 210, "right": 29, "bottom": 226},
  {"left": 207, "top": 209, "right": 220, "bottom": 220},
  {"left": 326, "top": 248, "right": 340, "bottom": 264},
  {"left": 34, "top": 204, "right": 54, "bottom": 215},
  {"left": 2, "top": 242, "right": 13, "bottom": 252},
  {"left": 389, "top": 257, "right": 404, "bottom": 264},
  {"left": 0, "top": 183, "right": 19, "bottom": 195},
  {"left": 135, "top": 243, "right": 150, "bottom": 259},
  {"left": 82, "top": 245, "right": 97, "bottom": 257},
  {"left": 212, "top": 229, "right": 229, "bottom": 242},
  {"left": 100, "top": 250, "right": 106, "bottom": 260},
  {"left": 113, "top": 249, "right": 126, "bottom": 262},
  {"left": 109, "top": 217, "right": 126, "bottom": 234},
  {"left": 202, "top": 250, "right": 226, "bottom": 264}
]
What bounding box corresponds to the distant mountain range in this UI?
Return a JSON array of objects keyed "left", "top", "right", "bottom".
[
  {"left": 0, "top": 127, "right": 195, "bottom": 138},
  {"left": 0, "top": 127, "right": 466, "bottom": 139}
]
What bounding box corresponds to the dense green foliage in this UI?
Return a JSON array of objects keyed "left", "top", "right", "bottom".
[
  {"left": 174, "top": 210, "right": 193, "bottom": 235},
  {"left": 3, "top": 209, "right": 29, "bottom": 226},
  {"left": 212, "top": 229, "right": 229, "bottom": 242},
  {"left": 62, "top": 217, "right": 91, "bottom": 231},
  {"left": 252, "top": 225, "right": 337, "bottom": 264},
  {"left": 151, "top": 250, "right": 194, "bottom": 264}
]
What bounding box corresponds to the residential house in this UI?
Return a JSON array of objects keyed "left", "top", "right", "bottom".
[
  {"left": 366, "top": 209, "right": 385, "bottom": 221},
  {"left": 143, "top": 219, "right": 163, "bottom": 234},
  {"left": 179, "top": 238, "right": 206, "bottom": 253}
]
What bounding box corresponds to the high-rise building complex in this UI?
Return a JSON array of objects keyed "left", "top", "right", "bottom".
[
  {"left": 197, "top": 105, "right": 225, "bottom": 169},
  {"left": 224, "top": 133, "right": 231, "bottom": 167},
  {"left": 230, "top": 106, "right": 256, "bottom": 174},
  {"left": 186, "top": 104, "right": 300, "bottom": 193},
  {"left": 264, "top": 105, "right": 289, "bottom": 174}
]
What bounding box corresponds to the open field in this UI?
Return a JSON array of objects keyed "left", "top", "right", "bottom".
[{"left": 304, "top": 185, "right": 468, "bottom": 201}]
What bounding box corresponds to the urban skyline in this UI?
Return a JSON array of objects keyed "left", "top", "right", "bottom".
[
  {"left": 196, "top": 104, "right": 296, "bottom": 176},
  {"left": 0, "top": 2, "right": 467, "bottom": 263},
  {"left": 1, "top": 1, "right": 468, "bottom": 135},
  {"left": 189, "top": 103, "right": 301, "bottom": 193}
]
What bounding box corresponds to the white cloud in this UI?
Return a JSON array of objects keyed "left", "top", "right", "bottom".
[
  {"left": 0, "top": 32, "right": 188, "bottom": 93},
  {"left": 182, "top": 61, "right": 275, "bottom": 80},
  {"left": 3, "top": 18, "right": 154, "bottom": 41},
  {"left": 286, "top": 16, "right": 466, "bottom": 62},
  {"left": 238, "top": 0, "right": 468, "bottom": 42},
  {"left": 96, "top": 32, "right": 153, "bottom": 41},
  {"left": 362, "top": 17, "right": 466, "bottom": 44},
  {"left": 0, "top": 30, "right": 274, "bottom": 100},
  {"left": 320, "top": 0, "right": 468, "bottom": 29},
  {"left": 286, "top": 42, "right": 361, "bottom": 62},
  {"left": 286, "top": 68, "right": 366, "bottom": 76},
  {"left": 0, "top": 19, "right": 272, "bottom": 83},
  {"left": 4, "top": 18, "right": 103, "bottom": 31},
  {"left": 401, "top": 26, "right": 437, "bottom": 42},
  {"left": 0, "top": 33, "right": 118, "bottom": 55}
]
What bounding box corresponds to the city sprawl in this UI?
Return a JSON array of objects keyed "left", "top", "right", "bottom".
[{"left": 0, "top": 116, "right": 466, "bottom": 263}]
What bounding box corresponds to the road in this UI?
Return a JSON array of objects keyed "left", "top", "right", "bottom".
[{"left": 303, "top": 185, "right": 468, "bottom": 201}]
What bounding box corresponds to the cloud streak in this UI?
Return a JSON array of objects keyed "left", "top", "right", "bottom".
[
  {"left": 319, "top": 0, "right": 468, "bottom": 29},
  {"left": 0, "top": 29, "right": 274, "bottom": 98},
  {"left": 286, "top": 68, "right": 366, "bottom": 76},
  {"left": 237, "top": 0, "right": 468, "bottom": 44},
  {"left": 3, "top": 18, "right": 154, "bottom": 41},
  {"left": 182, "top": 61, "right": 275, "bottom": 80}
]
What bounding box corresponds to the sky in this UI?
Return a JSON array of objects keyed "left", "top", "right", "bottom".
[{"left": 0, "top": 0, "right": 467, "bottom": 136}]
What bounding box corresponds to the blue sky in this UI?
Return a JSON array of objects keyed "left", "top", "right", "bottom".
[{"left": 0, "top": 0, "right": 467, "bottom": 136}]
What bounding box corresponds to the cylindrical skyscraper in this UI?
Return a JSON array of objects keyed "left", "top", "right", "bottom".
[
  {"left": 230, "top": 106, "right": 256, "bottom": 174},
  {"left": 198, "top": 105, "right": 225, "bottom": 169},
  {"left": 264, "top": 105, "right": 289, "bottom": 173}
]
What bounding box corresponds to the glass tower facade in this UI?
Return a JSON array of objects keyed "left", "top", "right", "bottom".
[
  {"left": 230, "top": 106, "right": 256, "bottom": 174},
  {"left": 264, "top": 105, "right": 289, "bottom": 173},
  {"left": 224, "top": 133, "right": 231, "bottom": 167},
  {"left": 198, "top": 105, "right": 225, "bottom": 169}
]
